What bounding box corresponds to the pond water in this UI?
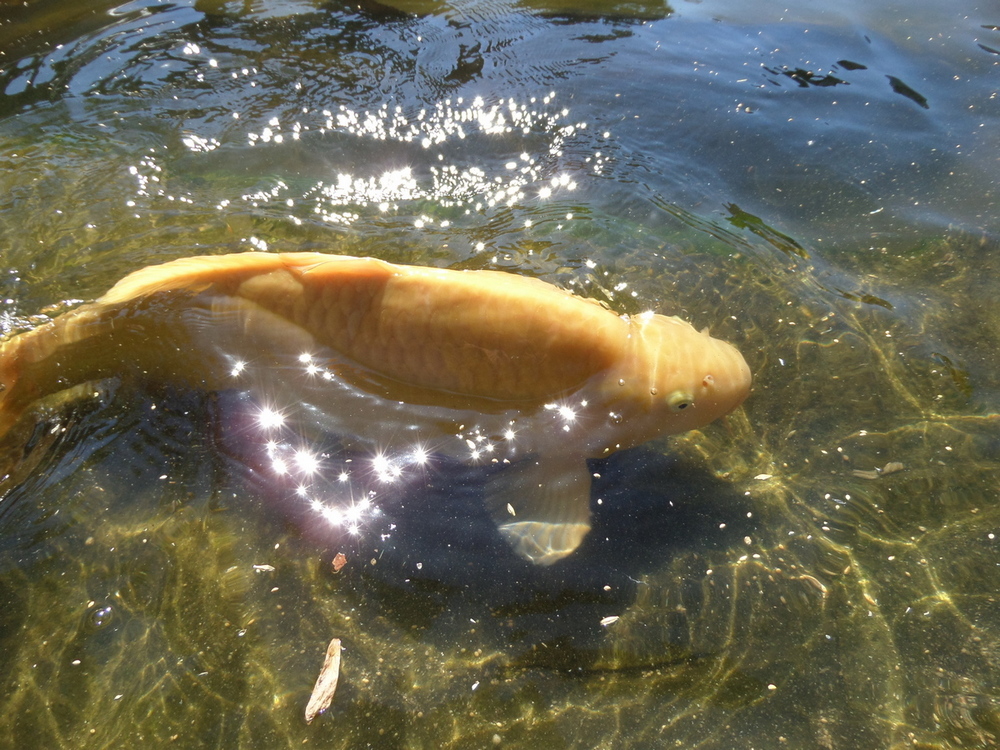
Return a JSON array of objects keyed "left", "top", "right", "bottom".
[{"left": 1, "top": 0, "right": 999, "bottom": 747}]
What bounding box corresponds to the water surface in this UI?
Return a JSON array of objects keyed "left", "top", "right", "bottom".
[{"left": 1, "top": 0, "right": 999, "bottom": 747}]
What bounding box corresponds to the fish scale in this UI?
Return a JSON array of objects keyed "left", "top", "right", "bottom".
[
  {"left": 250, "top": 261, "right": 590, "bottom": 402},
  {"left": 358, "top": 269, "right": 622, "bottom": 401}
]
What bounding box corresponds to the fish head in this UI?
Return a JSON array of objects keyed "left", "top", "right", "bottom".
[{"left": 606, "top": 312, "right": 752, "bottom": 444}]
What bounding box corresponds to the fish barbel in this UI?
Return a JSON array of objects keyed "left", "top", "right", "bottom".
[{"left": 0, "top": 252, "right": 751, "bottom": 564}]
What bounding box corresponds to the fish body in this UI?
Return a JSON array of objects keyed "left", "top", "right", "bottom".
[{"left": 0, "top": 252, "right": 751, "bottom": 564}]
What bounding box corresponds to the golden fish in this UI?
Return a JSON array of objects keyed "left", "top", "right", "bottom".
[{"left": 0, "top": 252, "right": 751, "bottom": 564}]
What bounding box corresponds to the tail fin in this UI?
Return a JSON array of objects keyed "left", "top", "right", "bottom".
[{"left": 0, "top": 338, "right": 25, "bottom": 440}]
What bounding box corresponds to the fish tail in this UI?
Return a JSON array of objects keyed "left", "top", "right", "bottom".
[
  {"left": 0, "top": 338, "right": 26, "bottom": 439},
  {"left": 0, "top": 254, "right": 314, "bottom": 441},
  {"left": 0, "top": 301, "right": 139, "bottom": 439},
  {"left": 0, "top": 314, "right": 67, "bottom": 439}
]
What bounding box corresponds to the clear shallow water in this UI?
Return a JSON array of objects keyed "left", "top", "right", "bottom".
[{"left": 1, "top": 0, "right": 999, "bottom": 747}]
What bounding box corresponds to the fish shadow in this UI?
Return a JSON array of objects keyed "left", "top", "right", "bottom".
[
  {"left": 210, "top": 383, "right": 757, "bottom": 666},
  {"left": 365, "top": 446, "right": 756, "bottom": 585},
  {"left": 315, "top": 444, "right": 758, "bottom": 668},
  {"left": 0, "top": 384, "right": 757, "bottom": 672}
]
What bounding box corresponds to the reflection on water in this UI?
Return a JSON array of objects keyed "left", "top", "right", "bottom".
[
  {"left": 1, "top": 0, "right": 999, "bottom": 746},
  {"left": 173, "top": 92, "right": 589, "bottom": 227}
]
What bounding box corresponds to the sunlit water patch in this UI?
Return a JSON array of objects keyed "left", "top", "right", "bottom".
[
  {"left": 1, "top": 0, "right": 1000, "bottom": 747},
  {"left": 141, "top": 91, "right": 593, "bottom": 233}
]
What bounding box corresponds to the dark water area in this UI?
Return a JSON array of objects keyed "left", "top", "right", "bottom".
[{"left": 1, "top": 0, "right": 999, "bottom": 747}]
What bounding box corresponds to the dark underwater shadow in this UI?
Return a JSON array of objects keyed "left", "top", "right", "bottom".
[
  {"left": 209, "top": 387, "right": 757, "bottom": 668},
  {"left": 359, "top": 451, "right": 754, "bottom": 670},
  {"left": 335, "top": 446, "right": 757, "bottom": 668},
  {"left": 0, "top": 384, "right": 757, "bottom": 673}
]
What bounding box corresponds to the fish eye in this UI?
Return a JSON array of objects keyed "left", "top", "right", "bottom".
[{"left": 667, "top": 390, "right": 694, "bottom": 412}]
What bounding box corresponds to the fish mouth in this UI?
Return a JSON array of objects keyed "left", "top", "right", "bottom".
[{"left": 725, "top": 340, "right": 753, "bottom": 405}]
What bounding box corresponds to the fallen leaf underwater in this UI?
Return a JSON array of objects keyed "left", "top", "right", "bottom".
[{"left": 0, "top": 252, "right": 751, "bottom": 564}]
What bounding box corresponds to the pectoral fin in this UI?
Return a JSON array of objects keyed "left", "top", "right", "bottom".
[{"left": 487, "top": 456, "right": 592, "bottom": 565}]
